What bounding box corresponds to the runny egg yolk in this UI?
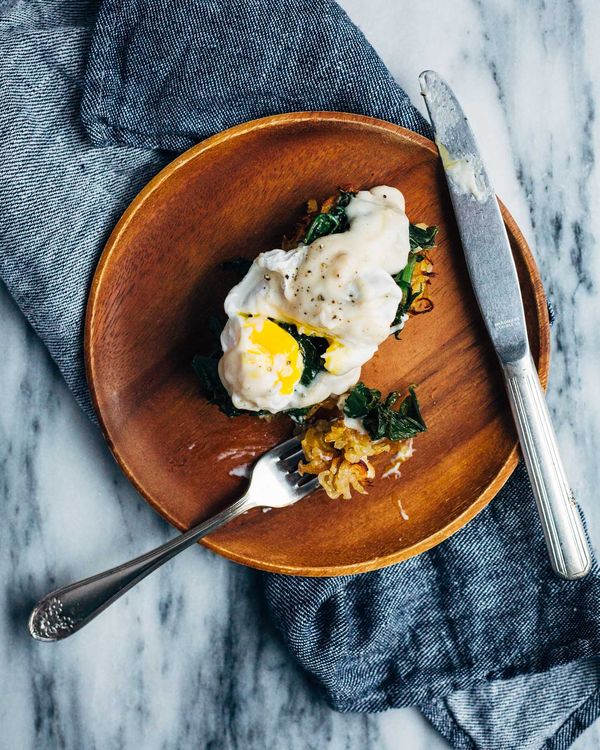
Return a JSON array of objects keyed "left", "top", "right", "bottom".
[
  {"left": 246, "top": 318, "right": 303, "bottom": 395},
  {"left": 322, "top": 340, "right": 346, "bottom": 375},
  {"left": 295, "top": 322, "right": 346, "bottom": 374}
]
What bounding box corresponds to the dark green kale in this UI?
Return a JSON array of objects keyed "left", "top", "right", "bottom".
[
  {"left": 275, "top": 321, "right": 328, "bottom": 386},
  {"left": 409, "top": 224, "right": 438, "bottom": 251},
  {"left": 193, "top": 315, "right": 245, "bottom": 416},
  {"left": 342, "top": 382, "right": 382, "bottom": 418},
  {"left": 303, "top": 190, "right": 355, "bottom": 244},
  {"left": 342, "top": 383, "right": 427, "bottom": 441},
  {"left": 220, "top": 257, "right": 253, "bottom": 275},
  {"left": 192, "top": 354, "right": 246, "bottom": 417},
  {"left": 391, "top": 224, "right": 438, "bottom": 334},
  {"left": 392, "top": 253, "right": 420, "bottom": 327},
  {"left": 207, "top": 314, "right": 226, "bottom": 355},
  {"left": 285, "top": 407, "right": 311, "bottom": 425}
]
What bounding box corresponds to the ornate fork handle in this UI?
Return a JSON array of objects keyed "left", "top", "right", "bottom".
[{"left": 29, "top": 496, "right": 250, "bottom": 641}]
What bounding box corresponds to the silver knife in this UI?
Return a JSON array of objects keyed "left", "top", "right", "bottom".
[{"left": 419, "top": 69, "right": 591, "bottom": 579}]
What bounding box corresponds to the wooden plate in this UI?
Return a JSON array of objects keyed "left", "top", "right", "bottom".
[{"left": 85, "top": 112, "right": 549, "bottom": 576}]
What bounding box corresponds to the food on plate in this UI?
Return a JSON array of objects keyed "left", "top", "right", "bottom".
[
  {"left": 299, "top": 383, "right": 424, "bottom": 499},
  {"left": 193, "top": 186, "right": 437, "bottom": 498}
]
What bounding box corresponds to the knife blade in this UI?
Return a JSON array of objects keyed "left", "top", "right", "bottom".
[
  {"left": 419, "top": 69, "right": 591, "bottom": 580},
  {"left": 419, "top": 69, "right": 527, "bottom": 365}
]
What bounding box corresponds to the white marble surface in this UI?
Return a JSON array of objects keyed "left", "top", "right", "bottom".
[{"left": 1, "top": 0, "right": 600, "bottom": 747}]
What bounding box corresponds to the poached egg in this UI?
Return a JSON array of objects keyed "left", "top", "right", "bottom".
[{"left": 218, "top": 186, "right": 410, "bottom": 413}]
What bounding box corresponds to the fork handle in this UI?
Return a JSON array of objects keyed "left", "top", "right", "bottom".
[
  {"left": 29, "top": 495, "right": 251, "bottom": 641},
  {"left": 502, "top": 354, "right": 591, "bottom": 579}
]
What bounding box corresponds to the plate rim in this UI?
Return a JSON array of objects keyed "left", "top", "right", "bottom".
[{"left": 85, "top": 110, "right": 550, "bottom": 576}]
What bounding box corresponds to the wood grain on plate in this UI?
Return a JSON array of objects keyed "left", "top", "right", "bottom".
[{"left": 85, "top": 112, "right": 549, "bottom": 576}]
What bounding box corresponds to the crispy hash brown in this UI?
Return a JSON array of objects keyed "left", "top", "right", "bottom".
[{"left": 299, "top": 418, "right": 414, "bottom": 499}]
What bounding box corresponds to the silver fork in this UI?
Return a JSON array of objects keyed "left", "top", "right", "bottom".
[{"left": 28, "top": 437, "right": 317, "bottom": 642}]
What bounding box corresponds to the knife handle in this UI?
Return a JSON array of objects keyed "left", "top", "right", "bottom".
[{"left": 502, "top": 354, "right": 592, "bottom": 579}]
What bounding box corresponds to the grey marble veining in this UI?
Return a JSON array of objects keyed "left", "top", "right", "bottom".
[{"left": 1, "top": 0, "right": 600, "bottom": 748}]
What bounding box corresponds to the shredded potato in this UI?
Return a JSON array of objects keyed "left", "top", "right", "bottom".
[{"left": 299, "top": 418, "right": 414, "bottom": 499}]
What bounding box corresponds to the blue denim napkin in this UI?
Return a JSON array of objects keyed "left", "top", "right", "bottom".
[{"left": 2, "top": 2, "right": 600, "bottom": 748}]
